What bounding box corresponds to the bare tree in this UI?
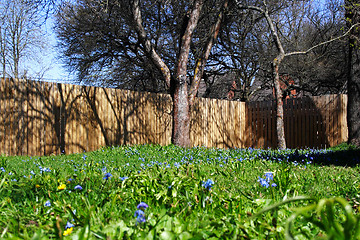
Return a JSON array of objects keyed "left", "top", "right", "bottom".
[
  {"left": 0, "top": 4, "right": 9, "bottom": 80},
  {"left": 203, "top": 7, "right": 267, "bottom": 101},
  {"left": 0, "top": 0, "right": 45, "bottom": 80},
  {"left": 235, "top": 0, "right": 357, "bottom": 149},
  {"left": 195, "top": 0, "right": 349, "bottom": 102},
  {"left": 56, "top": 0, "right": 229, "bottom": 147},
  {"left": 346, "top": 0, "right": 360, "bottom": 147}
]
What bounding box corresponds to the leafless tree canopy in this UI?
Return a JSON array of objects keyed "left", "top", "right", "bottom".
[
  {"left": 0, "top": 0, "right": 46, "bottom": 80},
  {"left": 55, "top": 0, "right": 349, "bottom": 99}
]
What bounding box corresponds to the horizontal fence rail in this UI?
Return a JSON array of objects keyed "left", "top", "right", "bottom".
[{"left": 0, "top": 79, "right": 348, "bottom": 156}]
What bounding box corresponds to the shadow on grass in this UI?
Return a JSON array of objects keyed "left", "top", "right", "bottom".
[{"left": 260, "top": 145, "right": 360, "bottom": 167}]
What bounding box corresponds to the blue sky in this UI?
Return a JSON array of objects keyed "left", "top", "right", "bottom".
[{"left": 29, "top": 16, "right": 73, "bottom": 83}]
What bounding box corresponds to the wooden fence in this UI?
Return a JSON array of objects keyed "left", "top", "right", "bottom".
[
  {"left": 246, "top": 95, "right": 348, "bottom": 149},
  {"left": 0, "top": 79, "right": 348, "bottom": 156}
]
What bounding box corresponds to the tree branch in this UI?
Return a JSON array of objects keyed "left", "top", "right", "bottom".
[
  {"left": 176, "top": 0, "right": 203, "bottom": 82},
  {"left": 188, "top": 0, "right": 228, "bottom": 105},
  {"left": 131, "top": 0, "right": 171, "bottom": 88},
  {"left": 285, "top": 23, "right": 360, "bottom": 57},
  {"left": 235, "top": 2, "right": 285, "bottom": 55}
]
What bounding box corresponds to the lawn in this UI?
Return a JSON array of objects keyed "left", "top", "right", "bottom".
[{"left": 0, "top": 144, "right": 360, "bottom": 239}]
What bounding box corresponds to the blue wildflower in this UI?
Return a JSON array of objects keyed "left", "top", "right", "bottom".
[
  {"left": 74, "top": 185, "right": 83, "bottom": 190},
  {"left": 44, "top": 200, "right": 51, "bottom": 207},
  {"left": 119, "top": 176, "right": 128, "bottom": 181},
  {"left": 264, "top": 172, "right": 274, "bottom": 181},
  {"left": 103, "top": 172, "right": 112, "bottom": 180},
  {"left": 65, "top": 221, "right": 75, "bottom": 229},
  {"left": 258, "top": 177, "right": 270, "bottom": 188},
  {"left": 271, "top": 183, "right": 277, "bottom": 187},
  {"left": 202, "top": 179, "right": 214, "bottom": 191},
  {"left": 134, "top": 209, "right": 146, "bottom": 224},
  {"left": 0, "top": 167, "right": 5, "bottom": 172},
  {"left": 137, "top": 202, "right": 149, "bottom": 210}
]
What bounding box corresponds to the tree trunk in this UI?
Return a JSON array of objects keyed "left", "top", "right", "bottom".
[
  {"left": 265, "top": 6, "right": 287, "bottom": 150},
  {"left": 273, "top": 57, "right": 287, "bottom": 149},
  {"left": 172, "top": 75, "right": 191, "bottom": 147},
  {"left": 172, "top": 0, "right": 203, "bottom": 147},
  {"left": 346, "top": 0, "right": 360, "bottom": 147},
  {"left": 132, "top": 0, "right": 203, "bottom": 147}
]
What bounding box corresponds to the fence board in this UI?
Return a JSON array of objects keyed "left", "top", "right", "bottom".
[
  {"left": 284, "top": 98, "right": 290, "bottom": 148},
  {"left": 340, "top": 95, "right": 348, "bottom": 143}
]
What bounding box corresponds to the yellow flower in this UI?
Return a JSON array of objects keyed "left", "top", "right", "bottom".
[
  {"left": 57, "top": 184, "right": 66, "bottom": 190},
  {"left": 63, "top": 227, "right": 73, "bottom": 236},
  {"left": 35, "top": 184, "right": 40, "bottom": 188}
]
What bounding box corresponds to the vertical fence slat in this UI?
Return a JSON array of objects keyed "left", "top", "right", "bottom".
[
  {"left": 340, "top": 94, "right": 348, "bottom": 143},
  {"left": 3, "top": 78, "right": 8, "bottom": 155},
  {"left": 303, "top": 97, "right": 310, "bottom": 148},
  {"left": 9, "top": 79, "right": 14, "bottom": 155},
  {"left": 251, "top": 102, "right": 255, "bottom": 148},
  {"left": 39, "top": 82, "right": 44, "bottom": 156}
]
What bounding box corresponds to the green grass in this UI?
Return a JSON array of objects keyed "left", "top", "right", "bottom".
[{"left": 0, "top": 144, "right": 360, "bottom": 239}]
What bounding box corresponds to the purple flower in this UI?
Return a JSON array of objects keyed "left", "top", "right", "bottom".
[
  {"left": 65, "top": 221, "right": 75, "bottom": 229},
  {"left": 134, "top": 210, "right": 146, "bottom": 224},
  {"left": 258, "top": 177, "right": 270, "bottom": 188},
  {"left": 264, "top": 172, "right": 274, "bottom": 181},
  {"left": 202, "top": 179, "right": 214, "bottom": 191},
  {"left": 103, "top": 172, "right": 112, "bottom": 180},
  {"left": 74, "top": 185, "right": 83, "bottom": 190},
  {"left": 137, "top": 202, "right": 149, "bottom": 210}
]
